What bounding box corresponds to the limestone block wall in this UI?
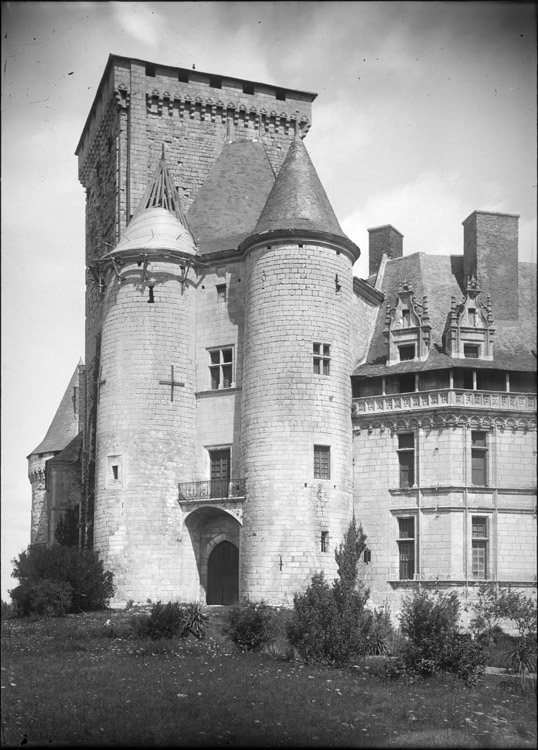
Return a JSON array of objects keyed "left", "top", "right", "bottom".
[
  {"left": 194, "top": 259, "right": 245, "bottom": 481},
  {"left": 353, "top": 419, "right": 537, "bottom": 617},
  {"left": 29, "top": 456, "right": 53, "bottom": 545},
  {"left": 241, "top": 241, "right": 354, "bottom": 604},
  {"left": 94, "top": 259, "right": 196, "bottom": 603}
]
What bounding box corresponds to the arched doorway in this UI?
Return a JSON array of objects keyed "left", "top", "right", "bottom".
[{"left": 207, "top": 541, "right": 239, "bottom": 605}]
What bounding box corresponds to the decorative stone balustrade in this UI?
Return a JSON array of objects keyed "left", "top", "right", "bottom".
[
  {"left": 352, "top": 389, "right": 536, "bottom": 416},
  {"left": 178, "top": 479, "right": 246, "bottom": 503}
]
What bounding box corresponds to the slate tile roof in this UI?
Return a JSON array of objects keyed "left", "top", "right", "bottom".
[
  {"left": 187, "top": 141, "right": 276, "bottom": 254},
  {"left": 28, "top": 364, "right": 81, "bottom": 456},
  {"left": 354, "top": 255, "right": 536, "bottom": 376},
  {"left": 252, "top": 137, "right": 349, "bottom": 239}
]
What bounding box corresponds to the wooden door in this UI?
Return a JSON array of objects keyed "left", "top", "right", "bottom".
[{"left": 207, "top": 541, "right": 239, "bottom": 605}]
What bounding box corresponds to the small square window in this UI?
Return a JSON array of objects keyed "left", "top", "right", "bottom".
[
  {"left": 146, "top": 63, "right": 156, "bottom": 77},
  {"left": 216, "top": 284, "right": 226, "bottom": 302},
  {"left": 275, "top": 88, "right": 286, "bottom": 101},
  {"left": 209, "top": 76, "right": 222, "bottom": 89},
  {"left": 177, "top": 69, "right": 189, "bottom": 83},
  {"left": 464, "top": 344, "right": 480, "bottom": 358},
  {"left": 399, "top": 344, "right": 415, "bottom": 361},
  {"left": 243, "top": 82, "right": 254, "bottom": 95},
  {"left": 314, "top": 445, "right": 330, "bottom": 479}
]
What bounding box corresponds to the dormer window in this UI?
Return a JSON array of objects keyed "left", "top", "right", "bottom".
[
  {"left": 464, "top": 344, "right": 480, "bottom": 359},
  {"left": 399, "top": 344, "right": 415, "bottom": 361}
]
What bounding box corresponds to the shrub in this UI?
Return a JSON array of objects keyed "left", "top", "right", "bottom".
[
  {"left": 10, "top": 544, "right": 114, "bottom": 617},
  {"left": 364, "top": 606, "right": 395, "bottom": 656},
  {"left": 1, "top": 599, "right": 15, "bottom": 620},
  {"left": 398, "top": 587, "right": 485, "bottom": 685},
  {"left": 287, "top": 519, "right": 375, "bottom": 667},
  {"left": 132, "top": 601, "right": 187, "bottom": 640},
  {"left": 227, "top": 601, "right": 275, "bottom": 652},
  {"left": 131, "top": 601, "right": 208, "bottom": 641},
  {"left": 11, "top": 580, "right": 73, "bottom": 618}
]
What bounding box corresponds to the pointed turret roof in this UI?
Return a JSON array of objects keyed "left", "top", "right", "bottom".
[
  {"left": 28, "top": 363, "right": 81, "bottom": 457},
  {"left": 107, "top": 147, "right": 198, "bottom": 260},
  {"left": 241, "top": 137, "right": 360, "bottom": 260},
  {"left": 254, "top": 137, "right": 346, "bottom": 236}
]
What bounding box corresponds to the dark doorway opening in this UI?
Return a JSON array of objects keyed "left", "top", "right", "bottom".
[{"left": 207, "top": 541, "right": 239, "bottom": 605}]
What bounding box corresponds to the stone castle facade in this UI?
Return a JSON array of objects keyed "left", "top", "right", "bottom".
[{"left": 28, "top": 55, "right": 537, "bottom": 614}]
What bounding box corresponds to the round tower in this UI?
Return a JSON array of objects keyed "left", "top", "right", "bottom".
[
  {"left": 239, "top": 137, "right": 360, "bottom": 604},
  {"left": 93, "top": 152, "right": 199, "bottom": 603}
]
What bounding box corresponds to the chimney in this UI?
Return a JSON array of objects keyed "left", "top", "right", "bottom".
[
  {"left": 462, "top": 211, "right": 519, "bottom": 321},
  {"left": 368, "top": 225, "right": 403, "bottom": 278}
]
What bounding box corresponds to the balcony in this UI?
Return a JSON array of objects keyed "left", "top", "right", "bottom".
[
  {"left": 178, "top": 479, "right": 246, "bottom": 503},
  {"left": 352, "top": 389, "right": 537, "bottom": 416}
]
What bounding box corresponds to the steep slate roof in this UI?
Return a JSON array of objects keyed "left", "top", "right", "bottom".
[
  {"left": 187, "top": 141, "right": 276, "bottom": 254},
  {"left": 354, "top": 255, "right": 537, "bottom": 376},
  {"left": 252, "top": 137, "right": 348, "bottom": 239},
  {"left": 28, "top": 364, "right": 81, "bottom": 456},
  {"left": 46, "top": 432, "right": 83, "bottom": 468}
]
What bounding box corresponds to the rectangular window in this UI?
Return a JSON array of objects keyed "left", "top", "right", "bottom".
[
  {"left": 209, "top": 76, "right": 222, "bottom": 89},
  {"left": 314, "top": 445, "right": 330, "bottom": 479},
  {"left": 145, "top": 63, "right": 156, "bottom": 77},
  {"left": 398, "top": 433, "right": 415, "bottom": 488},
  {"left": 177, "top": 69, "right": 189, "bottom": 83},
  {"left": 313, "top": 343, "right": 331, "bottom": 375},
  {"left": 464, "top": 344, "right": 480, "bottom": 358},
  {"left": 275, "top": 88, "right": 286, "bottom": 101},
  {"left": 397, "top": 517, "right": 415, "bottom": 580},
  {"left": 453, "top": 368, "right": 474, "bottom": 390},
  {"left": 209, "top": 448, "right": 230, "bottom": 498},
  {"left": 321, "top": 531, "right": 329, "bottom": 553},
  {"left": 471, "top": 431, "right": 487, "bottom": 486},
  {"left": 209, "top": 347, "right": 233, "bottom": 390},
  {"left": 472, "top": 516, "right": 488, "bottom": 578},
  {"left": 399, "top": 344, "right": 415, "bottom": 361},
  {"left": 243, "top": 82, "right": 254, "bottom": 95},
  {"left": 216, "top": 284, "right": 227, "bottom": 303}
]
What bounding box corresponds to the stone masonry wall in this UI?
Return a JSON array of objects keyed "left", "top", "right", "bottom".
[{"left": 353, "top": 419, "right": 537, "bottom": 619}]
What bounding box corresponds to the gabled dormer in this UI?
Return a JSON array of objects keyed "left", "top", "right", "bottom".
[
  {"left": 383, "top": 281, "right": 432, "bottom": 365},
  {"left": 443, "top": 275, "right": 495, "bottom": 360}
]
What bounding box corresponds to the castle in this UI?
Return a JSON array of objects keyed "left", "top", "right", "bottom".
[{"left": 28, "top": 55, "right": 537, "bottom": 613}]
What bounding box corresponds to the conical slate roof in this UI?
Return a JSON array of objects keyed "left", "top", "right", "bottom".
[
  {"left": 252, "top": 137, "right": 348, "bottom": 238},
  {"left": 28, "top": 363, "right": 81, "bottom": 457},
  {"left": 108, "top": 149, "right": 198, "bottom": 260}
]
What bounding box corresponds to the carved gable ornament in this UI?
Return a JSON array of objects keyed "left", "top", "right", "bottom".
[
  {"left": 383, "top": 281, "right": 432, "bottom": 365},
  {"left": 443, "top": 275, "right": 495, "bottom": 360}
]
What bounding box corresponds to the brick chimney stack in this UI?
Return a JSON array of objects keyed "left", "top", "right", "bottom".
[
  {"left": 368, "top": 224, "right": 403, "bottom": 278},
  {"left": 462, "top": 211, "right": 519, "bottom": 321}
]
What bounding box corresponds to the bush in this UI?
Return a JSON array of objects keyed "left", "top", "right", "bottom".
[
  {"left": 287, "top": 519, "right": 376, "bottom": 667},
  {"left": 131, "top": 601, "right": 209, "bottom": 641},
  {"left": 398, "top": 587, "right": 485, "bottom": 685},
  {"left": 11, "top": 580, "right": 73, "bottom": 618},
  {"left": 227, "top": 601, "right": 275, "bottom": 652},
  {"left": 364, "top": 606, "right": 395, "bottom": 656},
  {"left": 9, "top": 544, "right": 114, "bottom": 617},
  {"left": 1, "top": 599, "right": 15, "bottom": 620}
]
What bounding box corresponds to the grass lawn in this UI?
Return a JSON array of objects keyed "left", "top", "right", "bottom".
[{"left": 1, "top": 609, "right": 536, "bottom": 748}]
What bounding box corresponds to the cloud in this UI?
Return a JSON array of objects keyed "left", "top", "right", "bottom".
[{"left": 111, "top": 1, "right": 165, "bottom": 48}]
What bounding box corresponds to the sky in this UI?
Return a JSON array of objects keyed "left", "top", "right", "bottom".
[{"left": 1, "top": 1, "right": 536, "bottom": 600}]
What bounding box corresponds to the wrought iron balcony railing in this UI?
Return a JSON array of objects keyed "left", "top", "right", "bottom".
[
  {"left": 352, "top": 389, "right": 537, "bottom": 416},
  {"left": 178, "top": 479, "right": 246, "bottom": 502}
]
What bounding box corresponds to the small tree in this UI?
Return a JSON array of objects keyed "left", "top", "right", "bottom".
[
  {"left": 10, "top": 544, "right": 114, "bottom": 617},
  {"left": 287, "top": 519, "right": 384, "bottom": 666}
]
